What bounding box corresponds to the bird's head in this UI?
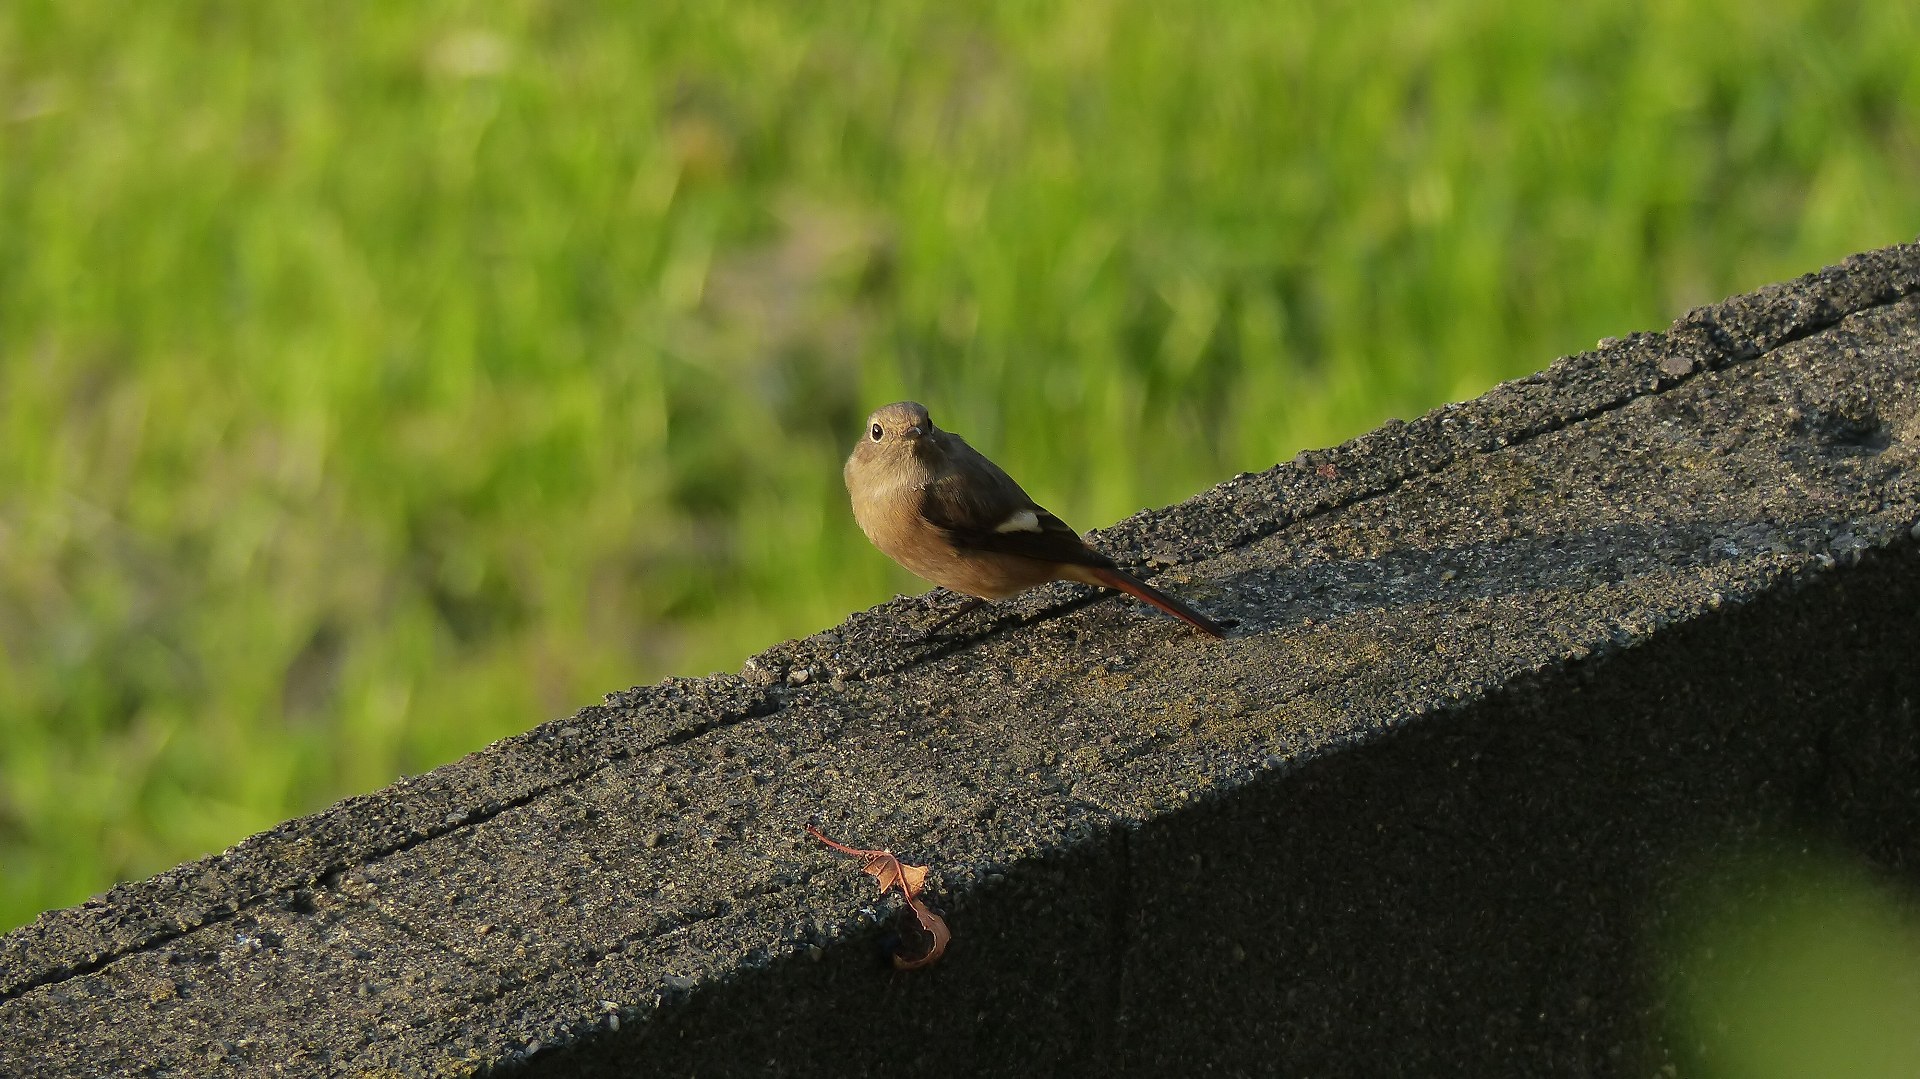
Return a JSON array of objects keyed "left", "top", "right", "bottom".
[{"left": 858, "top": 401, "right": 936, "bottom": 455}]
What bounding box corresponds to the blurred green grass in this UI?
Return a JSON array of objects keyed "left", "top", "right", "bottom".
[
  {"left": 0, "top": 0, "right": 1915, "bottom": 930},
  {"left": 1657, "top": 843, "right": 1920, "bottom": 1077}
]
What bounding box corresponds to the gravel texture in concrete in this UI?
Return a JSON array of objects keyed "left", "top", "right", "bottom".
[{"left": 3, "top": 242, "right": 1918, "bottom": 1076}]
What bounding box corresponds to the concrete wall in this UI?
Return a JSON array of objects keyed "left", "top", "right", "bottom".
[{"left": 3, "top": 241, "right": 1918, "bottom": 1076}]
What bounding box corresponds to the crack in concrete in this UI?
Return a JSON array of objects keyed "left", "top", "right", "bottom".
[
  {"left": 0, "top": 693, "right": 789, "bottom": 1004},
  {"left": 1164, "top": 288, "right": 1917, "bottom": 567}
]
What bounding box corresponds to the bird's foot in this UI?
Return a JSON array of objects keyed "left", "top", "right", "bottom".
[{"left": 923, "top": 595, "right": 987, "bottom": 636}]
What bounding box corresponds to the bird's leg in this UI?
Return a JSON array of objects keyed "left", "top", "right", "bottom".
[{"left": 924, "top": 595, "right": 987, "bottom": 635}]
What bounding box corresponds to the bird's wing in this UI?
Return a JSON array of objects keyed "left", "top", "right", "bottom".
[{"left": 917, "top": 436, "right": 1114, "bottom": 570}]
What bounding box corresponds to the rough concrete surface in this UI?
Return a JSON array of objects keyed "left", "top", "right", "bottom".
[{"left": 3, "top": 241, "right": 1919, "bottom": 1077}]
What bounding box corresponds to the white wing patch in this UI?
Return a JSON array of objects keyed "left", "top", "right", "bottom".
[{"left": 994, "top": 509, "right": 1042, "bottom": 533}]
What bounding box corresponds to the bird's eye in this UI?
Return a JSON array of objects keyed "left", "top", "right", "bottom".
[{"left": 869, "top": 423, "right": 884, "bottom": 441}]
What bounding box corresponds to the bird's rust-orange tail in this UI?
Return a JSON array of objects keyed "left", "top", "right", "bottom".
[{"left": 1084, "top": 566, "right": 1226, "bottom": 638}]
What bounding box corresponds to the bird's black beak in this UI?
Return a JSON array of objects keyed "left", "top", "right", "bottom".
[{"left": 904, "top": 425, "right": 925, "bottom": 439}]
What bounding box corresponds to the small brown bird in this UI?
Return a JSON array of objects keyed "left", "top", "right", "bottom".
[{"left": 844, "top": 401, "right": 1224, "bottom": 637}]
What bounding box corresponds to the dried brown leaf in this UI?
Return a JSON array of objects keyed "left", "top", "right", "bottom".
[
  {"left": 806, "top": 823, "right": 950, "bottom": 969},
  {"left": 892, "top": 892, "right": 951, "bottom": 971}
]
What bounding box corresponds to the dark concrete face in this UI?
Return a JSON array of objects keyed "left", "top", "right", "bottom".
[
  {"left": 577, "top": 549, "right": 1919, "bottom": 1079},
  {"left": 3, "top": 243, "right": 1919, "bottom": 1077}
]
